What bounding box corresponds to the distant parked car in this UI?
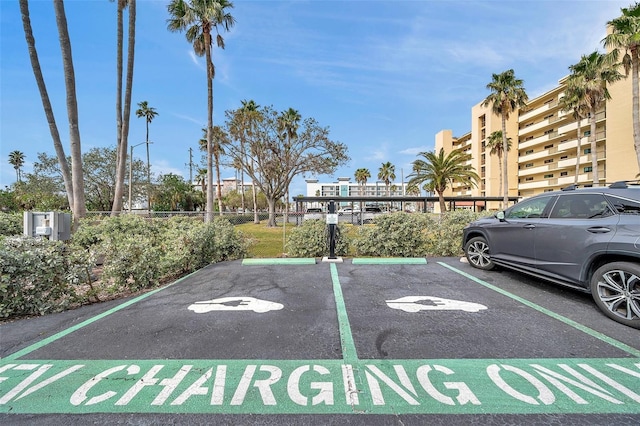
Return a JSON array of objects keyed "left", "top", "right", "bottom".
[
  {"left": 362, "top": 206, "right": 383, "bottom": 223},
  {"left": 462, "top": 181, "right": 640, "bottom": 329},
  {"left": 303, "top": 208, "right": 324, "bottom": 221},
  {"left": 338, "top": 207, "right": 360, "bottom": 214}
]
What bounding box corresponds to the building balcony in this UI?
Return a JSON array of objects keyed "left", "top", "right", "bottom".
[{"left": 519, "top": 99, "right": 558, "bottom": 122}]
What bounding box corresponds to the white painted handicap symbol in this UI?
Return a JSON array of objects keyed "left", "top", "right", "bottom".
[
  {"left": 189, "top": 297, "right": 284, "bottom": 313},
  {"left": 386, "top": 296, "right": 487, "bottom": 313}
]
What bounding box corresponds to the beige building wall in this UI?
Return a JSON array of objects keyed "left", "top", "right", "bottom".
[
  {"left": 437, "top": 72, "right": 638, "bottom": 206},
  {"left": 607, "top": 75, "right": 639, "bottom": 181}
]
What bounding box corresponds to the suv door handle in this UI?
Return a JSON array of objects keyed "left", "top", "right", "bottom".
[
  {"left": 523, "top": 224, "right": 536, "bottom": 229},
  {"left": 587, "top": 227, "right": 611, "bottom": 233}
]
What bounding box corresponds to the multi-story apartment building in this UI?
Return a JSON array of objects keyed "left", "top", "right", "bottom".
[
  {"left": 305, "top": 177, "right": 408, "bottom": 198},
  {"left": 436, "top": 70, "right": 638, "bottom": 210}
]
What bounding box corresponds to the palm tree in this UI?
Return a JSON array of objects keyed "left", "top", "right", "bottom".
[
  {"left": 136, "top": 100, "right": 158, "bottom": 208},
  {"left": 112, "top": 0, "right": 137, "bottom": 215},
  {"left": 568, "top": 51, "right": 623, "bottom": 186},
  {"left": 486, "top": 130, "right": 512, "bottom": 201},
  {"left": 226, "top": 99, "right": 262, "bottom": 223},
  {"left": 603, "top": 3, "right": 640, "bottom": 173},
  {"left": 354, "top": 168, "right": 371, "bottom": 196},
  {"left": 482, "top": 69, "right": 528, "bottom": 206},
  {"left": 195, "top": 167, "right": 207, "bottom": 195},
  {"left": 239, "top": 100, "right": 261, "bottom": 223},
  {"left": 54, "top": 0, "right": 87, "bottom": 224},
  {"left": 8, "top": 151, "right": 25, "bottom": 183},
  {"left": 408, "top": 148, "right": 480, "bottom": 214},
  {"left": 378, "top": 162, "right": 396, "bottom": 197},
  {"left": 278, "top": 108, "right": 301, "bottom": 213},
  {"left": 199, "top": 126, "right": 228, "bottom": 215},
  {"left": 19, "top": 0, "right": 75, "bottom": 209},
  {"left": 167, "top": 0, "right": 235, "bottom": 222},
  {"left": 559, "top": 79, "right": 590, "bottom": 184}
]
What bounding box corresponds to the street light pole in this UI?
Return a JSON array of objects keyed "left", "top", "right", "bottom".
[{"left": 128, "top": 141, "right": 150, "bottom": 212}]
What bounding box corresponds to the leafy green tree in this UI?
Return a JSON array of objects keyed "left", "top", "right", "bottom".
[
  {"left": 486, "top": 130, "right": 512, "bottom": 200},
  {"left": 225, "top": 105, "right": 349, "bottom": 226},
  {"left": 167, "top": 0, "right": 235, "bottom": 222},
  {"left": 603, "top": 2, "right": 640, "bottom": 173},
  {"left": 408, "top": 148, "right": 480, "bottom": 213},
  {"left": 8, "top": 151, "right": 25, "bottom": 183},
  {"left": 568, "top": 51, "right": 623, "bottom": 185},
  {"left": 152, "top": 173, "right": 202, "bottom": 211},
  {"left": 482, "top": 69, "right": 528, "bottom": 205},
  {"left": 112, "top": 0, "right": 137, "bottom": 215},
  {"left": 83, "top": 147, "right": 147, "bottom": 211},
  {"left": 378, "top": 161, "right": 396, "bottom": 196}
]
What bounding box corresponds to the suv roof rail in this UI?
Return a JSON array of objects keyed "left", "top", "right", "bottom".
[
  {"left": 609, "top": 180, "right": 640, "bottom": 189},
  {"left": 561, "top": 183, "right": 594, "bottom": 191}
]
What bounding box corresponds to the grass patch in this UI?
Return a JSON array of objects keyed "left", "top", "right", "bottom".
[{"left": 237, "top": 222, "right": 289, "bottom": 258}]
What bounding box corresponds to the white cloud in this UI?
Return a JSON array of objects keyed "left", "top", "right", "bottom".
[{"left": 399, "top": 146, "right": 430, "bottom": 156}]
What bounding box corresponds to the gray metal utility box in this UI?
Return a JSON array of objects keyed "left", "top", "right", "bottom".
[{"left": 23, "top": 211, "right": 71, "bottom": 241}]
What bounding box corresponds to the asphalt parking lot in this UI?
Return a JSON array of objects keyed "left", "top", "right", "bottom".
[{"left": 1, "top": 257, "right": 639, "bottom": 425}]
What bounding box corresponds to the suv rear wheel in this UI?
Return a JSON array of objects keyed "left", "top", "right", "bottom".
[
  {"left": 464, "top": 236, "right": 495, "bottom": 270},
  {"left": 590, "top": 261, "right": 640, "bottom": 329}
]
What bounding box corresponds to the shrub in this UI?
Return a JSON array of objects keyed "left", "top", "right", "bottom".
[
  {"left": 286, "top": 220, "right": 349, "bottom": 257},
  {"left": 0, "top": 236, "right": 93, "bottom": 317},
  {"left": 160, "top": 216, "right": 248, "bottom": 275},
  {"left": 424, "top": 210, "right": 487, "bottom": 256},
  {"left": 352, "top": 212, "right": 430, "bottom": 257},
  {"left": 0, "top": 212, "right": 22, "bottom": 237}
]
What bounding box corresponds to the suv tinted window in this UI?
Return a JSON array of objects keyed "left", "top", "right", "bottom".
[
  {"left": 506, "top": 195, "right": 555, "bottom": 219},
  {"left": 605, "top": 195, "right": 640, "bottom": 215},
  {"left": 549, "top": 194, "right": 612, "bottom": 219}
]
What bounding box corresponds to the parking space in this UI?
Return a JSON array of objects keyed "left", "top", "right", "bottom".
[{"left": 1, "top": 258, "right": 639, "bottom": 421}]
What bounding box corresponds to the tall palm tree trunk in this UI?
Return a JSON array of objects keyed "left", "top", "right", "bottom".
[
  {"left": 112, "top": 1, "right": 125, "bottom": 214},
  {"left": 205, "top": 36, "right": 214, "bottom": 223},
  {"left": 501, "top": 115, "right": 509, "bottom": 207},
  {"left": 121, "top": 0, "right": 136, "bottom": 207},
  {"left": 112, "top": 0, "right": 136, "bottom": 215},
  {"left": 214, "top": 149, "right": 223, "bottom": 216},
  {"left": 19, "top": 0, "right": 74, "bottom": 209},
  {"left": 54, "top": 0, "right": 86, "bottom": 226},
  {"left": 590, "top": 109, "right": 599, "bottom": 186},
  {"left": 575, "top": 118, "right": 583, "bottom": 184}
]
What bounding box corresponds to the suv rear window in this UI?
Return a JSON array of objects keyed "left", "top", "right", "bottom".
[{"left": 605, "top": 195, "right": 640, "bottom": 215}]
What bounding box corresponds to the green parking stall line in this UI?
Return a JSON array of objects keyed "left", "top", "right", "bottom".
[
  {"left": 352, "top": 258, "right": 427, "bottom": 265},
  {"left": 1, "top": 270, "right": 198, "bottom": 362},
  {"left": 438, "top": 261, "right": 640, "bottom": 358},
  {"left": 329, "top": 263, "right": 359, "bottom": 364},
  {"left": 242, "top": 258, "right": 316, "bottom": 265}
]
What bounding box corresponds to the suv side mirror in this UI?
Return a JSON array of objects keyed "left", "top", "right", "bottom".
[{"left": 496, "top": 211, "right": 506, "bottom": 221}]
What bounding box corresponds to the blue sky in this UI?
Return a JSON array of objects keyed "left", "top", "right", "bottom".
[{"left": 0, "top": 0, "right": 631, "bottom": 197}]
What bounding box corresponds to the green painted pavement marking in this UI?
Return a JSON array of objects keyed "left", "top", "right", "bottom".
[
  {"left": 2, "top": 270, "right": 198, "bottom": 362},
  {"left": 329, "top": 263, "right": 358, "bottom": 364},
  {"left": 0, "top": 358, "right": 638, "bottom": 414},
  {"left": 438, "top": 261, "right": 640, "bottom": 358},
  {"left": 242, "top": 258, "right": 316, "bottom": 265},
  {"left": 352, "top": 258, "right": 427, "bottom": 265}
]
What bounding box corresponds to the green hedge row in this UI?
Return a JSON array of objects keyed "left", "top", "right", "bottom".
[
  {"left": 0, "top": 215, "right": 248, "bottom": 318},
  {"left": 286, "top": 210, "right": 487, "bottom": 258}
]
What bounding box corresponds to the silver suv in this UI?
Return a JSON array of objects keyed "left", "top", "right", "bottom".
[{"left": 462, "top": 181, "right": 640, "bottom": 329}]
